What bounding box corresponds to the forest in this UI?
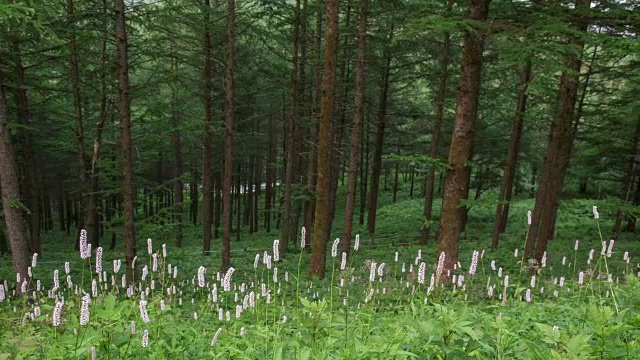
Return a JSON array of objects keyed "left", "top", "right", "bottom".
[{"left": 1, "top": 0, "right": 640, "bottom": 358}]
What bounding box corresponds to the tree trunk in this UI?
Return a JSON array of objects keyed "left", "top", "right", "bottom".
[
  {"left": 214, "top": 166, "right": 222, "bottom": 238},
  {"left": 170, "top": 66, "right": 184, "bottom": 247},
  {"left": 115, "top": 0, "right": 136, "bottom": 283},
  {"left": 222, "top": 0, "right": 235, "bottom": 270},
  {"left": 392, "top": 162, "right": 399, "bottom": 203},
  {"left": 67, "top": 0, "right": 91, "bottom": 246},
  {"left": 366, "top": 40, "right": 392, "bottom": 236},
  {"left": 359, "top": 110, "right": 370, "bottom": 225},
  {"left": 613, "top": 116, "right": 640, "bottom": 238},
  {"left": 309, "top": 0, "right": 339, "bottom": 279},
  {"left": 524, "top": 0, "right": 589, "bottom": 262},
  {"left": 265, "top": 116, "right": 275, "bottom": 232},
  {"left": 303, "top": 2, "right": 323, "bottom": 241},
  {"left": 202, "top": 0, "right": 214, "bottom": 255},
  {"left": 11, "top": 39, "right": 41, "bottom": 255},
  {"left": 84, "top": 0, "right": 109, "bottom": 248},
  {"left": 341, "top": 0, "right": 368, "bottom": 255},
  {"left": 491, "top": 58, "right": 532, "bottom": 248},
  {"left": 420, "top": 1, "right": 452, "bottom": 245},
  {"left": 436, "top": 0, "right": 490, "bottom": 278},
  {"left": 282, "top": 0, "right": 302, "bottom": 253},
  {"left": 327, "top": 3, "right": 351, "bottom": 232},
  {"left": 0, "top": 65, "right": 30, "bottom": 284}
]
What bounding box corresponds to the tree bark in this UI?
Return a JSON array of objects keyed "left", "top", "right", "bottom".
[
  {"left": 341, "top": 0, "right": 368, "bottom": 255},
  {"left": 366, "top": 40, "right": 392, "bottom": 236},
  {"left": 222, "top": 0, "right": 235, "bottom": 270},
  {"left": 309, "top": 0, "right": 339, "bottom": 279},
  {"left": 491, "top": 58, "right": 532, "bottom": 248},
  {"left": 436, "top": 0, "right": 490, "bottom": 278},
  {"left": 170, "top": 60, "right": 184, "bottom": 247},
  {"left": 202, "top": 0, "right": 214, "bottom": 255},
  {"left": 83, "top": 0, "right": 109, "bottom": 249},
  {"left": 303, "top": 2, "right": 323, "bottom": 242},
  {"left": 0, "top": 65, "right": 30, "bottom": 284},
  {"left": 67, "top": 0, "right": 91, "bottom": 246},
  {"left": 524, "top": 0, "right": 590, "bottom": 262},
  {"left": 282, "top": 0, "right": 303, "bottom": 252},
  {"left": 115, "top": 0, "right": 136, "bottom": 283},
  {"left": 613, "top": 115, "right": 640, "bottom": 239},
  {"left": 10, "top": 39, "right": 41, "bottom": 255},
  {"left": 265, "top": 115, "right": 275, "bottom": 232},
  {"left": 420, "top": 3, "right": 452, "bottom": 245},
  {"left": 392, "top": 162, "right": 399, "bottom": 203}
]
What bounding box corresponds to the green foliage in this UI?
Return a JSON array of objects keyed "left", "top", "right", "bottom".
[{"left": 2, "top": 200, "right": 640, "bottom": 359}]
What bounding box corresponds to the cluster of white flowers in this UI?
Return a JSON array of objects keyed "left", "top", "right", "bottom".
[
  {"left": 223, "top": 267, "right": 235, "bottom": 291},
  {"left": 80, "top": 293, "right": 91, "bottom": 325},
  {"left": 95, "top": 247, "right": 103, "bottom": 273},
  {"left": 139, "top": 299, "right": 150, "bottom": 323},
  {"left": 197, "top": 266, "right": 206, "bottom": 288},
  {"left": 79, "top": 230, "right": 91, "bottom": 259},
  {"left": 469, "top": 250, "right": 479, "bottom": 276}
]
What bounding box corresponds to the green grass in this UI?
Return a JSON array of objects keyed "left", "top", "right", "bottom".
[{"left": 1, "top": 185, "right": 640, "bottom": 359}]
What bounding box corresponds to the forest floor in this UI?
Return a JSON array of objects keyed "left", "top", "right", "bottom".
[{"left": 1, "top": 187, "right": 640, "bottom": 359}]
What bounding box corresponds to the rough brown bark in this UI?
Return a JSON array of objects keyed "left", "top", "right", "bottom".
[
  {"left": 10, "top": 39, "right": 41, "bottom": 255},
  {"left": 392, "top": 162, "right": 399, "bottom": 203},
  {"left": 115, "top": 0, "right": 136, "bottom": 283},
  {"left": 83, "top": 0, "right": 109, "bottom": 248},
  {"left": 613, "top": 117, "right": 640, "bottom": 238},
  {"left": 309, "top": 0, "right": 339, "bottom": 279},
  {"left": 0, "top": 65, "right": 30, "bottom": 284},
  {"left": 327, "top": 3, "right": 351, "bottom": 231},
  {"left": 436, "top": 0, "right": 490, "bottom": 278},
  {"left": 366, "top": 42, "right": 392, "bottom": 236},
  {"left": 302, "top": 2, "right": 323, "bottom": 241},
  {"left": 265, "top": 115, "right": 275, "bottom": 232},
  {"left": 341, "top": 0, "right": 368, "bottom": 255},
  {"left": 491, "top": 58, "right": 532, "bottom": 248},
  {"left": 282, "top": 0, "right": 303, "bottom": 252},
  {"left": 222, "top": 0, "right": 235, "bottom": 270},
  {"left": 67, "top": 0, "right": 91, "bottom": 245},
  {"left": 524, "top": 0, "right": 590, "bottom": 261},
  {"left": 202, "top": 0, "right": 214, "bottom": 255},
  {"left": 359, "top": 110, "right": 370, "bottom": 225},
  {"left": 420, "top": 4, "right": 452, "bottom": 245},
  {"left": 170, "top": 61, "right": 184, "bottom": 247}
]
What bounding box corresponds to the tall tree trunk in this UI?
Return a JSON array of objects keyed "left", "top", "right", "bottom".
[
  {"left": 253, "top": 153, "right": 261, "bottom": 233},
  {"left": 0, "top": 65, "right": 30, "bottom": 284},
  {"left": 67, "top": 0, "right": 91, "bottom": 246},
  {"left": 265, "top": 115, "right": 275, "bottom": 232},
  {"left": 115, "top": 0, "right": 136, "bottom": 283},
  {"left": 436, "top": 0, "right": 490, "bottom": 278},
  {"left": 222, "top": 0, "right": 235, "bottom": 270},
  {"left": 214, "top": 167, "right": 222, "bottom": 238},
  {"left": 309, "top": 0, "right": 339, "bottom": 279},
  {"left": 282, "top": 0, "right": 303, "bottom": 253},
  {"left": 613, "top": 115, "right": 640, "bottom": 239},
  {"left": 341, "top": 0, "right": 368, "bottom": 255},
  {"left": 524, "top": 0, "right": 589, "bottom": 262},
  {"left": 392, "top": 162, "right": 399, "bottom": 203},
  {"left": 366, "top": 40, "right": 392, "bottom": 236},
  {"left": 202, "top": 0, "right": 214, "bottom": 255},
  {"left": 359, "top": 111, "right": 369, "bottom": 225},
  {"left": 170, "top": 65, "right": 184, "bottom": 247},
  {"left": 491, "top": 58, "right": 532, "bottom": 248},
  {"left": 420, "top": 3, "right": 452, "bottom": 244},
  {"left": 11, "top": 39, "right": 41, "bottom": 254},
  {"left": 327, "top": 3, "right": 351, "bottom": 231},
  {"left": 303, "top": 2, "right": 323, "bottom": 240},
  {"left": 83, "top": 0, "right": 109, "bottom": 248}
]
